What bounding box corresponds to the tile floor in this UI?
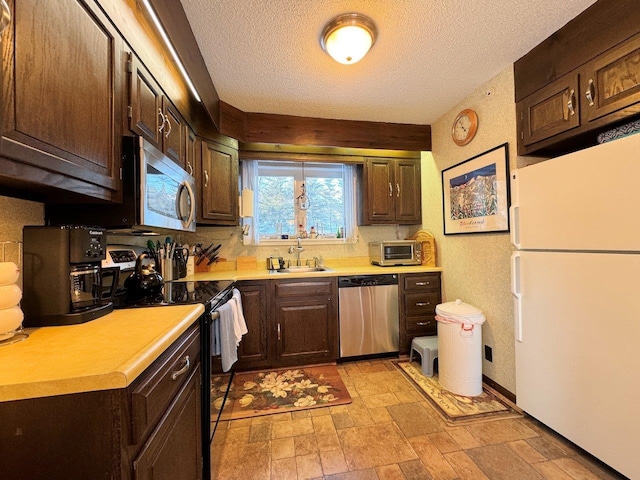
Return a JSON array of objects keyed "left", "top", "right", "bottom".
[{"left": 210, "top": 358, "right": 626, "bottom": 480}]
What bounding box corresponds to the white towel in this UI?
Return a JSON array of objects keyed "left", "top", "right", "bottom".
[
  {"left": 231, "top": 288, "right": 248, "bottom": 345},
  {"left": 217, "top": 302, "right": 238, "bottom": 372}
]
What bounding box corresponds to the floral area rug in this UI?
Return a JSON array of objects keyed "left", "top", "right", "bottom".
[
  {"left": 394, "top": 361, "right": 522, "bottom": 425},
  {"left": 211, "top": 364, "right": 352, "bottom": 421}
]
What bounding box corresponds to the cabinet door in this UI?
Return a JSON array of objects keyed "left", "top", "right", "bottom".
[
  {"left": 162, "top": 98, "right": 186, "bottom": 168},
  {"left": 198, "top": 140, "right": 239, "bottom": 225},
  {"left": 394, "top": 160, "right": 422, "bottom": 224},
  {"left": 363, "top": 158, "right": 395, "bottom": 223},
  {"left": 129, "top": 54, "right": 164, "bottom": 148},
  {"left": 275, "top": 299, "right": 335, "bottom": 365},
  {"left": 1, "top": 0, "right": 124, "bottom": 201},
  {"left": 272, "top": 279, "right": 338, "bottom": 366},
  {"left": 185, "top": 127, "right": 196, "bottom": 177},
  {"left": 236, "top": 281, "right": 270, "bottom": 370},
  {"left": 133, "top": 365, "right": 203, "bottom": 480},
  {"left": 517, "top": 72, "right": 581, "bottom": 150},
  {"left": 581, "top": 32, "right": 640, "bottom": 124}
]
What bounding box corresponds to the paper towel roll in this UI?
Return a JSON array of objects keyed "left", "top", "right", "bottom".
[
  {"left": 0, "top": 306, "right": 23, "bottom": 334},
  {"left": 0, "top": 262, "right": 19, "bottom": 286},
  {"left": 0, "top": 284, "right": 22, "bottom": 309}
]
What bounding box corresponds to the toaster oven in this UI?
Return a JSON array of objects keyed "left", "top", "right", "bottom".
[{"left": 369, "top": 240, "right": 421, "bottom": 266}]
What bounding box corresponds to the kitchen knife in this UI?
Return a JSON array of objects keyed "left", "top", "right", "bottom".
[{"left": 195, "top": 243, "right": 214, "bottom": 265}]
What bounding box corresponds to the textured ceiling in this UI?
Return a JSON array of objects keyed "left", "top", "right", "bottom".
[{"left": 180, "top": 0, "right": 597, "bottom": 125}]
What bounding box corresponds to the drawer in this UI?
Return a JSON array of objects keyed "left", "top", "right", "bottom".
[
  {"left": 403, "top": 273, "right": 440, "bottom": 292},
  {"left": 130, "top": 324, "right": 201, "bottom": 445},
  {"left": 405, "top": 315, "right": 437, "bottom": 333},
  {"left": 274, "top": 279, "right": 335, "bottom": 298},
  {"left": 404, "top": 292, "right": 439, "bottom": 316}
]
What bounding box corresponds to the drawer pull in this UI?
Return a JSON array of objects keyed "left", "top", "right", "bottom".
[
  {"left": 416, "top": 302, "right": 431, "bottom": 306},
  {"left": 585, "top": 79, "right": 595, "bottom": 107},
  {"left": 416, "top": 322, "right": 431, "bottom": 326},
  {"left": 171, "top": 355, "right": 191, "bottom": 381},
  {"left": 415, "top": 282, "right": 430, "bottom": 286}
]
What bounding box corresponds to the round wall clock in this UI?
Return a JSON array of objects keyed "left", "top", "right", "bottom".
[{"left": 452, "top": 109, "right": 478, "bottom": 146}]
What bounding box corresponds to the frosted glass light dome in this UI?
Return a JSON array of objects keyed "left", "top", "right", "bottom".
[{"left": 321, "top": 13, "right": 377, "bottom": 65}]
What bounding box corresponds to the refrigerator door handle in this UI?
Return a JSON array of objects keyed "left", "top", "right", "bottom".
[
  {"left": 511, "top": 252, "right": 523, "bottom": 342},
  {"left": 509, "top": 205, "right": 520, "bottom": 249}
]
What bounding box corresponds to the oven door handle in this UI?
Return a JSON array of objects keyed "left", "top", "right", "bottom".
[{"left": 177, "top": 180, "right": 196, "bottom": 229}]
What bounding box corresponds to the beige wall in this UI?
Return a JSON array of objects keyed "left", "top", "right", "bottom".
[
  {"left": 0, "top": 196, "right": 44, "bottom": 285},
  {"left": 421, "top": 66, "right": 518, "bottom": 393}
]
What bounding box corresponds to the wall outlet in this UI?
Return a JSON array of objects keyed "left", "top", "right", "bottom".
[{"left": 484, "top": 345, "right": 493, "bottom": 362}]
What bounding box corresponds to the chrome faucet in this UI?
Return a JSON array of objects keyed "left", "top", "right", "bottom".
[{"left": 287, "top": 237, "right": 305, "bottom": 266}]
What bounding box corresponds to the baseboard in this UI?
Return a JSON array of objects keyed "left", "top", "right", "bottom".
[{"left": 482, "top": 374, "right": 516, "bottom": 403}]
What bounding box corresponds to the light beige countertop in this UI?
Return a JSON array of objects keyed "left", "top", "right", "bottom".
[{"left": 0, "top": 304, "right": 204, "bottom": 402}]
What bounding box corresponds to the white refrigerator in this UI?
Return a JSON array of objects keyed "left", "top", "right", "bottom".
[{"left": 510, "top": 132, "right": 640, "bottom": 479}]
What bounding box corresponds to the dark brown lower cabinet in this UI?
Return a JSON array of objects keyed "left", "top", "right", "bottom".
[
  {"left": 236, "top": 278, "right": 339, "bottom": 370},
  {"left": 0, "top": 324, "right": 202, "bottom": 480},
  {"left": 399, "top": 272, "right": 442, "bottom": 354},
  {"left": 236, "top": 280, "right": 270, "bottom": 370},
  {"left": 273, "top": 278, "right": 339, "bottom": 366},
  {"left": 133, "top": 365, "right": 202, "bottom": 480}
]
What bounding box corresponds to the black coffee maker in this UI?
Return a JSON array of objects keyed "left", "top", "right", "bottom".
[{"left": 22, "top": 225, "right": 114, "bottom": 326}]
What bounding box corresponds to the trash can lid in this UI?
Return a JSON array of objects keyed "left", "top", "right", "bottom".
[{"left": 435, "top": 299, "right": 485, "bottom": 324}]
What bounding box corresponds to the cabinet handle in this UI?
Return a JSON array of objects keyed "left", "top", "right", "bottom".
[
  {"left": 396, "top": 183, "right": 400, "bottom": 198},
  {"left": 416, "top": 302, "right": 431, "bottom": 306},
  {"left": 186, "top": 161, "right": 193, "bottom": 176},
  {"left": 204, "top": 170, "right": 209, "bottom": 188},
  {"left": 158, "top": 108, "right": 166, "bottom": 132},
  {"left": 171, "top": 355, "right": 190, "bottom": 380},
  {"left": 164, "top": 115, "right": 172, "bottom": 138},
  {"left": 415, "top": 281, "right": 430, "bottom": 286},
  {"left": 277, "top": 323, "right": 281, "bottom": 341},
  {"left": 0, "top": 0, "right": 10, "bottom": 35},
  {"left": 416, "top": 322, "right": 430, "bottom": 326},
  {"left": 388, "top": 183, "right": 393, "bottom": 197},
  {"left": 585, "top": 79, "right": 595, "bottom": 107},
  {"left": 567, "top": 89, "right": 576, "bottom": 117}
]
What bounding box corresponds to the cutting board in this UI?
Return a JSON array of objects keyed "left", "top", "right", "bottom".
[{"left": 236, "top": 256, "right": 257, "bottom": 270}]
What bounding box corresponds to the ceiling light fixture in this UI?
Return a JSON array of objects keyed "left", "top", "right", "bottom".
[
  {"left": 141, "top": 0, "right": 201, "bottom": 102},
  {"left": 321, "top": 13, "right": 377, "bottom": 65}
]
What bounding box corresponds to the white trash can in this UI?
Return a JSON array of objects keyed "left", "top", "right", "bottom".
[{"left": 435, "top": 299, "right": 486, "bottom": 396}]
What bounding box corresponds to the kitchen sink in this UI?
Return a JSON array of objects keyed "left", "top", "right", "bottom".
[{"left": 275, "top": 266, "right": 331, "bottom": 273}]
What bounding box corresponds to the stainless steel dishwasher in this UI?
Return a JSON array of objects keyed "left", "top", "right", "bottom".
[{"left": 338, "top": 274, "right": 399, "bottom": 358}]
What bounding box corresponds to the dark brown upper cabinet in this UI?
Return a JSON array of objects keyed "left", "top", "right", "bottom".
[
  {"left": 580, "top": 32, "right": 640, "bottom": 125},
  {"left": 0, "top": 0, "right": 125, "bottom": 202},
  {"left": 128, "top": 53, "right": 187, "bottom": 169},
  {"left": 515, "top": 0, "right": 640, "bottom": 156},
  {"left": 517, "top": 72, "right": 581, "bottom": 148},
  {"left": 197, "top": 139, "right": 239, "bottom": 225},
  {"left": 359, "top": 158, "right": 422, "bottom": 225}
]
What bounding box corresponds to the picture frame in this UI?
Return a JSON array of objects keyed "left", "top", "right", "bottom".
[{"left": 442, "top": 143, "right": 510, "bottom": 235}]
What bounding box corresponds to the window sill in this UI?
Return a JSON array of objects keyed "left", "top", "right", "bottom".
[{"left": 253, "top": 237, "right": 357, "bottom": 246}]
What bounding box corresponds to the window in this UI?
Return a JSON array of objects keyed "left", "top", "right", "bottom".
[{"left": 241, "top": 160, "right": 357, "bottom": 244}]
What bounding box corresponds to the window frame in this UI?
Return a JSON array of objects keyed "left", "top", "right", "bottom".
[{"left": 241, "top": 159, "right": 358, "bottom": 246}]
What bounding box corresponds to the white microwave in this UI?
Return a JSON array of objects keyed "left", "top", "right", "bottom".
[
  {"left": 46, "top": 136, "right": 196, "bottom": 233},
  {"left": 369, "top": 240, "right": 421, "bottom": 266}
]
